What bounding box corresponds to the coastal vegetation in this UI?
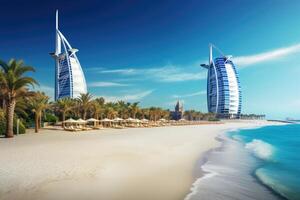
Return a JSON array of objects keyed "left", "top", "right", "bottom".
[
  {"left": 0, "top": 58, "right": 262, "bottom": 138},
  {"left": 0, "top": 59, "right": 37, "bottom": 137}
]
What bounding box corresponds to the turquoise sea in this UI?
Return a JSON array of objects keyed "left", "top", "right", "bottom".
[
  {"left": 185, "top": 124, "right": 300, "bottom": 200},
  {"left": 231, "top": 124, "right": 300, "bottom": 200}
]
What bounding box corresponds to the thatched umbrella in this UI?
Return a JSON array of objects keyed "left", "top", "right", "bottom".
[
  {"left": 63, "top": 118, "right": 77, "bottom": 123},
  {"left": 87, "top": 118, "right": 99, "bottom": 127},
  {"left": 76, "top": 118, "right": 87, "bottom": 124},
  {"left": 100, "top": 118, "right": 113, "bottom": 127}
]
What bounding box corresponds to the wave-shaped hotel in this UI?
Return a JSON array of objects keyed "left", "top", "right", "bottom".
[
  {"left": 201, "top": 44, "right": 242, "bottom": 119},
  {"left": 50, "top": 10, "right": 87, "bottom": 100}
]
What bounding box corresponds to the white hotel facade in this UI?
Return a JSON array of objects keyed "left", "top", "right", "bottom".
[{"left": 50, "top": 10, "right": 87, "bottom": 100}]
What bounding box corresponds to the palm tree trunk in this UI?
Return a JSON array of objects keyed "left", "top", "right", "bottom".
[
  {"left": 5, "top": 99, "right": 15, "bottom": 138},
  {"left": 39, "top": 113, "right": 42, "bottom": 129},
  {"left": 83, "top": 110, "right": 86, "bottom": 120},
  {"left": 62, "top": 112, "right": 65, "bottom": 128},
  {"left": 35, "top": 113, "right": 39, "bottom": 133},
  {"left": 95, "top": 113, "right": 99, "bottom": 126}
]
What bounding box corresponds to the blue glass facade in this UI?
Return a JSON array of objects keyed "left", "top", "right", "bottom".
[
  {"left": 57, "top": 55, "right": 72, "bottom": 99},
  {"left": 205, "top": 56, "right": 242, "bottom": 118}
]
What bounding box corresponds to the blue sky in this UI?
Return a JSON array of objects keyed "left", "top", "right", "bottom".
[{"left": 1, "top": 0, "right": 300, "bottom": 119}]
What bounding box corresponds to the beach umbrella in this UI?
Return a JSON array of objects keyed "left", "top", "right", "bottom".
[
  {"left": 126, "top": 117, "right": 136, "bottom": 122},
  {"left": 76, "top": 118, "right": 87, "bottom": 124},
  {"left": 86, "top": 118, "right": 99, "bottom": 122},
  {"left": 100, "top": 118, "right": 112, "bottom": 122},
  {"left": 63, "top": 118, "right": 77, "bottom": 123},
  {"left": 86, "top": 118, "right": 99, "bottom": 126},
  {"left": 100, "top": 118, "right": 113, "bottom": 127},
  {"left": 113, "top": 117, "right": 124, "bottom": 121},
  {"left": 159, "top": 118, "right": 166, "bottom": 122}
]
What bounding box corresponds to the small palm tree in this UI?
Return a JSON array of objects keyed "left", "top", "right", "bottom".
[
  {"left": 149, "top": 107, "right": 161, "bottom": 121},
  {"left": 162, "top": 109, "right": 170, "bottom": 120},
  {"left": 105, "top": 105, "right": 117, "bottom": 119},
  {"left": 53, "top": 97, "right": 74, "bottom": 127},
  {"left": 140, "top": 108, "right": 150, "bottom": 119},
  {"left": 76, "top": 93, "right": 93, "bottom": 120},
  {"left": 28, "top": 92, "right": 49, "bottom": 133},
  {"left": 91, "top": 100, "right": 103, "bottom": 120},
  {"left": 129, "top": 102, "right": 139, "bottom": 118},
  {"left": 95, "top": 97, "right": 105, "bottom": 106},
  {"left": 0, "top": 59, "right": 37, "bottom": 138}
]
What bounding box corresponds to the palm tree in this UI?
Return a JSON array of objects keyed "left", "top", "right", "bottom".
[
  {"left": 95, "top": 97, "right": 105, "bottom": 106},
  {"left": 149, "top": 107, "right": 161, "bottom": 121},
  {"left": 91, "top": 100, "right": 103, "bottom": 120},
  {"left": 94, "top": 97, "right": 105, "bottom": 119},
  {"left": 162, "top": 109, "right": 170, "bottom": 120},
  {"left": 129, "top": 102, "right": 140, "bottom": 118},
  {"left": 0, "top": 59, "right": 37, "bottom": 138},
  {"left": 140, "top": 108, "right": 150, "bottom": 119},
  {"left": 53, "top": 97, "right": 74, "bottom": 127},
  {"left": 76, "top": 93, "right": 93, "bottom": 120},
  {"left": 104, "top": 103, "right": 118, "bottom": 119},
  {"left": 116, "top": 100, "right": 128, "bottom": 119},
  {"left": 28, "top": 92, "right": 49, "bottom": 133}
]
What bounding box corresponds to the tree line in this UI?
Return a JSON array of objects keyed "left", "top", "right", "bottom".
[
  {"left": 0, "top": 59, "right": 209, "bottom": 138},
  {"left": 3, "top": 59, "right": 261, "bottom": 138}
]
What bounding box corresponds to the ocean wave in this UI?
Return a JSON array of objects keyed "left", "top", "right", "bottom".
[
  {"left": 255, "top": 168, "right": 292, "bottom": 200},
  {"left": 245, "top": 139, "right": 274, "bottom": 160}
]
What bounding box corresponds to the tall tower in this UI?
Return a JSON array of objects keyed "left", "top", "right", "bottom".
[
  {"left": 50, "top": 10, "right": 87, "bottom": 100},
  {"left": 201, "top": 44, "right": 241, "bottom": 118}
]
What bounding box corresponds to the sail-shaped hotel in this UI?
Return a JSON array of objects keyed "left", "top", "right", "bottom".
[
  {"left": 201, "top": 44, "right": 241, "bottom": 118},
  {"left": 50, "top": 10, "right": 87, "bottom": 100}
]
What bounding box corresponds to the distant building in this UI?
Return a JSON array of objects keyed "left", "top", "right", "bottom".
[
  {"left": 201, "top": 44, "right": 242, "bottom": 119},
  {"left": 50, "top": 10, "right": 87, "bottom": 100},
  {"left": 170, "top": 101, "right": 184, "bottom": 120}
]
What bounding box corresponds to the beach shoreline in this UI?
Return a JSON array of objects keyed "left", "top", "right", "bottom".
[
  {"left": 0, "top": 120, "right": 284, "bottom": 200},
  {"left": 184, "top": 121, "right": 287, "bottom": 200}
]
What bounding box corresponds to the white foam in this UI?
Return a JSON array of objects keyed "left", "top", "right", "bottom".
[
  {"left": 184, "top": 164, "right": 218, "bottom": 200},
  {"left": 245, "top": 139, "right": 274, "bottom": 160}
]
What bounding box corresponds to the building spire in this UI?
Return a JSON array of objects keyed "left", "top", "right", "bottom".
[
  {"left": 209, "top": 43, "right": 213, "bottom": 65},
  {"left": 55, "top": 9, "right": 61, "bottom": 55},
  {"left": 56, "top": 9, "right": 59, "bottom": 30}
]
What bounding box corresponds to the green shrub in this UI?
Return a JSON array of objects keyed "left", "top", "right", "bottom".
[
  {"left": 208, "top": 117, "right": 220, "bottom": 121},
  {"left": 13, "top": 119, "right": 26, "bottom": 134},
  {"left": 0, "top": 119, "right": 5, "bottom": 136},
  {"left": 0, "top": 109, "right": 5, "bottom": 135},
  {"left": 44, "top": 113, "right": 58, "bottom": 123}
]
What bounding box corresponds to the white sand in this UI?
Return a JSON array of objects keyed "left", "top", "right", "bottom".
[{"left": 0, "top": 121, "right": 279, "bottom": 200}]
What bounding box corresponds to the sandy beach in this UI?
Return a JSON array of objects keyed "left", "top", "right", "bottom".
[{"left": 0, "top": 120, "right": 278, "bottom": 200}]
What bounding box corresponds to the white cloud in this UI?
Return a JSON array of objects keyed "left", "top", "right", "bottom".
[
  {"left": 172, "top": 90, "right": 206, "bottom": 99},
  {"left": 89, "top": 81, "right": 130, "bottom": 87},
  {"left": 98, "top": 65, "right": 206, "bottom": 82},
  {"left": 233, "top": 43, "right": 300, "bottom": 67},
  {"left": 146, "top": 65, "right": 206, "bottom": 82},
  {"left": 100, "top": 90, "right": 154, "bottom": 102},
  {"left": 84, "top": 67, "right": 105, "bottom": 72},
  {"left": 100, "top": 68, "right": 138, "bottom": 75}
]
